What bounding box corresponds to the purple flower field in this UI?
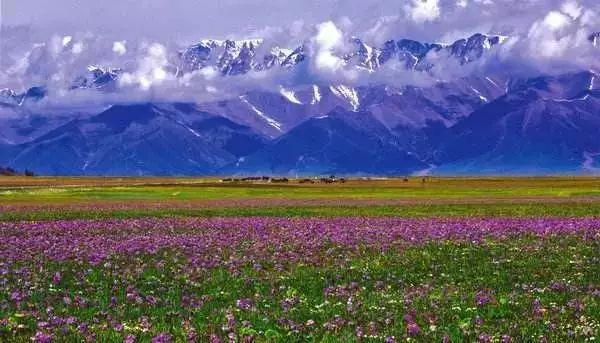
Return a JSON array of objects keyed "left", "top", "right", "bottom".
[
  {"left": 1, "top": 216, "right": 599, "bottom": 342},
  {"left": 1, "top": 217, "right": 599, "bottom": 266}
]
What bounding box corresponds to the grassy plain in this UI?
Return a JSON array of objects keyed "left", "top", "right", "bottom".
[
  {"left": 2, "top": 235, "right": 598, "bottom": 342},
  {"left": 0, "top": 177, "right": 599, "bottom": 342},
  {"left": 3, "top": 176, "right": 600, "bottom": 220},
  {"left": 3, "top": 176, "right": 600, "bottom": 201}
]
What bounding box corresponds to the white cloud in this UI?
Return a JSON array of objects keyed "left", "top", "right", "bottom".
[
  {"left": 406, "top": 0, "right": 441, "bottom": 23},
  {"left": 71, "top": 42, "right": 84, "bottom": 54},
  {"left": 579, "top": 7, "right": 598, "bottom": 26},
  {"left": 519, "top": 1, "right": 598, "bottom": 70},
  {"left": 456, "top": 0, "right": 469, "bottom": 8},
  {"left": 112, "top": 41, "right": 127, "bottom": 55},
  {"left": 314, "top": 21, "right": 343, "bottom": 53},
  {"left": 526, "top": 14, "right": 571, "bottom": 58},
  {"left": 363, "top": 15, "right": 400, "bottom": 45},
  {"left": 62, "top": 36, "right": 73, "bottom": 47},
  {"left": 198, "top": 67, "right": 218, "bottom": 80},
  {"left": 543, "top": 11, "right": 571, "bottom": 31},
  {"left": 560, "top": 0, "right": 582, "bottom": 19},
  {"left": 312, "top": 21, "right": 345, "bottom": 72},
  {"left": 49, "top": 35, "right": 64, "bottom": 57},
  {"left": 119, "top": 43, "right": 171, "bottom": 91}
]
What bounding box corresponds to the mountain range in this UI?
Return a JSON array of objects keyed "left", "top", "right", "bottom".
[{"left": 0, "top": 33, "right": 598, "bottom": 176}]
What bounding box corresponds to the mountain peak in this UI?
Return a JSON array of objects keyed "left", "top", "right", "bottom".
[
  {"left": 72, "top": 66, "right": 122, "bottom": 90},
  {"left": 4, "top": 32, "right": 528, "bottom": 105},
  {"left": 448, "top": 33, "right": 504, "bottom": 63},
  {"left": 589, "top": 32, "right": 599, "bottom": 47}
]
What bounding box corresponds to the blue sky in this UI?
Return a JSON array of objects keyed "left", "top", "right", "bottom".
[
  {"left": 2, "top": 0, "right": 596, "bottom": 43},
  {"left": 2, "top": 0, "right": 395, "bottom": 41}
]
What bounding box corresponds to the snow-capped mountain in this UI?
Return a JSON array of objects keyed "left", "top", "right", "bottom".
[
  {"left": 179, "top": 39, "right": 266, "bottom": 75},
  {"left": 72, "top": 66, "right": 122, "bottom": 90},
  {"left": 589, "top": 32, "right": 599, "bottom": 46},
  {"left": 436, "top": 71, "right": 600, "bottom": 174},
  {"left": 377, "top": 33, "right": 504, "bottom": 71},
  {"left": 0, "top": 89, "right": 20, "bottom": 107},
  {"left": 1, "top": 32, "right": 598, "bottom": 176},
  {"left": 176, "top": 33, "right": 505, "bottom": 76},
  {"left": 178, "top": 38, "right": 304, "bottom": 75},
  {"left": 1, "top": 33, "right": 508, "bottom": 106},
  {"left": 345, "top": 38, "right": 381, "bottom": 71},
  {"left": 0, "top": 86, "right": 47, "bottom": 107}
]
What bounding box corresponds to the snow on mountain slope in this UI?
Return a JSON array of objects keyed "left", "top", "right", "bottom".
[
  {"left": 179, "top": 39, "right": 264, "bottom": 75},
  {"left": 436, "top": 71, "right": 600, "bottom": 174},
  {"left": 230, "top": 108, "right": 426, "bottom": 175},
  {"left": 240, "top": 96, "right": 284, "bottom": 133},
  {"left": 589, "top": 32, "right": 599, "bottom": 47},
  {"left": 4, "top": 103, "right": 267, "bottom": 175},
  {"left": 195, "top": 85, "right": 363, "bottom": 138},
  {"left": 279, "top": 87, "right": 304, "bottom": 105},
  {"left": 0, "top": 87, "right": 47, "bottom": 108},
  {"left": 72, "top": 66, "right": 122, "bottom": 90},
  {"left": 175, "top": 33, "right": 505, "bottom": 77},
  {"left": 1, "top": 32, "right": 509, "bottom": 112}
]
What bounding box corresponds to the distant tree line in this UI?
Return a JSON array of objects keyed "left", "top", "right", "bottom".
[
  {"left": 221, "top": 175, "right": 346, "bottom": 184},
  {"left": 221, "top": 176, "right": 289, "bottom": 183},
  {"left": 0, "top": 166, "right": 35, "bottom": 177}
]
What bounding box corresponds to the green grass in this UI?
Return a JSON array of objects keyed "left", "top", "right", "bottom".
[
  {"left": 1, "top": 237, "right": 598, "bottom": 342},
  {"left": 2, "top": 177, "right": 600, "bottom": 341},
  {"left": 3, "top": 203, "right": 600, "bottom": 222},
  {"left": 2, "top": 179, "right": 600, "bottom": 203}
]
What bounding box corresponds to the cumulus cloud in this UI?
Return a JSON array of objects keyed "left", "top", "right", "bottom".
[
  {"left": 119, "top": 43, "right": 171, "bottom": 90},
  {"left": 520, "top": 0, "right": 598, "bottom": 69},
  {"left": 561, "top": 0, "right": 583, "bottom": 19},
  {"left": 112, "top": 41, "right": 127, "bottom": 55},
  {"left": 62, "top": 36, "right": 73, "bottom": 47},
  {"left": 543, "top": 11, "right": 572, "bottom": 31},
  {"left": 312, "top": 21, "right": 345, "bottom": 72},
  {"left": 456, "top": 0, "right": 469, "bottom": 8},
  {"left": 406, "top": 0, "right": 441, "bottom": 23},
  {"left": 71, "top": 42, "right": 84, "bottom": 54}
]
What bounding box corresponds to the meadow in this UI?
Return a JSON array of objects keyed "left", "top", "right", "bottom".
[{"left": 0, "top": 177, "right": 599, "bottom": 342}]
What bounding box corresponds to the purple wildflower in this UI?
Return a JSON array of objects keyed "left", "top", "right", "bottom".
[
  {"left": 32, "top": 331, "right": 53, "bottom": 343},
  {"left": 151, "top": 333, "right": 173, "bottom": 343},
  {"left": 52, "top": 272, "right": 62, "bottom": 285},
  {"left": 236, "top": 298, "right": 253, "bottom": 311},
  {"left": 478, "top": 333, "right": 492, "bottom": 343},
  {"left": 474, "top": 289, "right": 496, "bottom": 306},
  {"left": 407, "top": 323, "right": 421, "bottom": 337}
]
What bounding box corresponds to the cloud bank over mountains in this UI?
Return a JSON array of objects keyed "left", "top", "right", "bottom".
[{"left": 0, "top": 0, "right": 598, "bottom": 110}]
